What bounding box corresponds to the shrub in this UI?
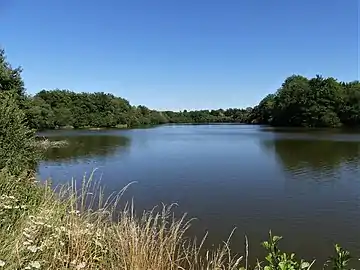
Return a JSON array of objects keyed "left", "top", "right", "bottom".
[{"left": 0, "top": 91, "right": 39, "bottom": 176}]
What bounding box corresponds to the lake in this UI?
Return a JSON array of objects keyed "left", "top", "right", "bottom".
[{"left": 38, "top": 124, "right": 360, "bottom": 267}]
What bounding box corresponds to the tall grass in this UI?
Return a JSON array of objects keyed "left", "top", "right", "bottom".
[
  {"left": 0, "top": 170, "right": 245, "bottom": 270},
  {"left": 0, "top": 169, "right": 354, "bottom": 270}
]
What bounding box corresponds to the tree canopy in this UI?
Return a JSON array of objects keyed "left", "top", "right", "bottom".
[
  {"left": 0, "top": 50, "right": 39, "bottom": 175},
  {"left": 1, "top": 48, "right": 360, "bottom": 130},
  {"left": 249, "top": 75, "right": 360, "bottom": 127},
  {"left": 15, "top": 75, "right": 360, "bottom": 130}
]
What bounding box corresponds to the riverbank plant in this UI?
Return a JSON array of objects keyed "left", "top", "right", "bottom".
[
  {"left": 0, "top": 170, "right": 245, "bottom": 269},
  {"left": 0, "top": 168, "right": 356, "bottom": 270},
  {"left": 0, "top": 91, "right": 40, "bottom": 176}
]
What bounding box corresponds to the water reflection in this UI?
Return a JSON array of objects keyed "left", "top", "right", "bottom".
[
  {"left": 42, "top": 135, "right": 131, "bottom": 162},
  {"left": 261, "top": 138, "right": 360, "bottom": 173},
  {"left": 36, "top": 126, "right": 360, "bottom": 268}
]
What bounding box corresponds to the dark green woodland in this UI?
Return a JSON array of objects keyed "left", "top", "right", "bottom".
[{"left": 1, "top": 48, "right": 360, "bottom": 131}]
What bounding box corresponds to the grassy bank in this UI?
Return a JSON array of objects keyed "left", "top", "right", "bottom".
[
  {"left": 0, "top": 171, "right": 244, "bottom": 270},
  {"left": 0, "top": 170, "right": 354, "bottom": 270}
]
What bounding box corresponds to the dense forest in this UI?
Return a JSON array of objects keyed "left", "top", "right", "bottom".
[
  {"left": 251, "top": 75, "right": 360, "bottom": 127},
  {"left": 1, "top": 48, "right": 360, "bottom": 129},
  {"left": 24, "top": 89, "right": 252, "bottom": 129}
]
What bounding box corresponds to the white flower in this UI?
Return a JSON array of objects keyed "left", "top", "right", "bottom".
[
  {"left": 69, "top": 210, "right": 80, "bottom": 215},
  {"left": 76, "top": 262, "right": 86, "bottom": 269},
  {"left": 29, "top": 261, "right": 41, "bottom": 269},
  {"left": 0, "top": 260, "right": 5, "bottom": 267},
  {"left": 27, "top": 245, "right": 39, "bottom": 253}
]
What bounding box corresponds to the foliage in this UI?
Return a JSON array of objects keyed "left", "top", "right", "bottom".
[
  {"left": 0, "top": 91, "right": 39, "bottom": 176},
  {"left": 0, "top": 48, "right": 40, "bottom": 175},
  {"left": 3, "top": 46, "right": 360, "bottom": 130},
  {"left": 254, "top": 232, "right": 354, "bottom": 270},
  {"left": 248, "top": 75, "right": 360, "bottom": 128},
  {"left": 0, "top": 171, "right": 246, "bottom": 270},
  {"left": 0, "top": 49, "right": 26, "bottom": 106},
  {"left": 326, "top": 244, "right": 352, "bottom": 270},
  {"left": 256, "top": 231, "right": 315, "bottom": 270},
  {"left": 22, "top": 89, "right": 254, "bottom": 130},
  {"left": 22, "top": 74, "right": 360, "bottom": 130}
]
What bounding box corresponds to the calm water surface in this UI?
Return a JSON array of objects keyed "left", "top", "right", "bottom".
[{"left": 38, "top": 125, "right": 360, "bottom": 267}]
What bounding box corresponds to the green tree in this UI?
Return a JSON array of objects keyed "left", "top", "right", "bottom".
[
  {"left": 24, "top": 97, "right": 55, "bottom": 130},
  {"left": 0, "top": 49, "right": 26, "bottom": 103},
  {"left": 0, "top": 92, "right": 39, "bottom": 176}
]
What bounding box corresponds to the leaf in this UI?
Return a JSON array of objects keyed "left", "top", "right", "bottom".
[
  {"left": 300, "top": 262, "right": 310, "bottom": 269},
  {"left": 279, "top": 261, "right": 286, "bottom": 270},
  {"left": 273, "top": 235, "right": 283, "bottom": 242},
  {"left": 263, "top": 241, "right": 270, "bottom": 249}
]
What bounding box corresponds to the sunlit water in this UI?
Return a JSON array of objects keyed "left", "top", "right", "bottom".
[{"left": 38, "top": 125, "right": 360, "bottom": 267}]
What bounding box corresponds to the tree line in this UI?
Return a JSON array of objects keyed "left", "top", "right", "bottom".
[
  {"left": 1, "top": 48, "right": 360, "bottom": 130},
  {"left": 22, "top": 89, "right": 254, "bottom": 129},
  {"left": 251, "top": 75, "right": 360, "bottom": 127}
]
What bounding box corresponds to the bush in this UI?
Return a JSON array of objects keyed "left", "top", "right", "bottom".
[{"left": 0, "top": 91, "right": 39, "bottom": 176}]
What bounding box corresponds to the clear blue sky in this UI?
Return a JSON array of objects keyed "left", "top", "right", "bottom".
[{"left": 0, "top": 0, "right": 358, "bottom": 111}]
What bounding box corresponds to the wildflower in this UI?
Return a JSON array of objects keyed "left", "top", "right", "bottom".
[
  {"left": 76, "top": 262, "right": 86, "bottom": 269},
  {"left": 29, "top": 261, "right": 41, "bottom": 269},
  {"left": 69, "top": 210, "right": 80, "bottom": 215},
  {"left": 0, "top": 260, "right": 5, "bottom": 267},
  {"left": 27, "top": 245, "right": 40, "bottom": 253}
]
